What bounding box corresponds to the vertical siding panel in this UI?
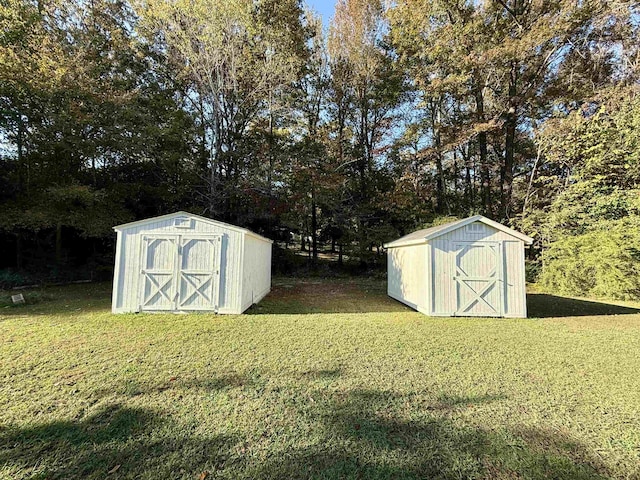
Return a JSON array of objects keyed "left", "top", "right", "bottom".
[
  {"left": 445, "top": 238, "right": 452, "bottom": 314},
  {"left": 431, "top": 238, "right": 450, "bottom": 315},
  {"left": 520, "top": 241, "right": 527, "bottom": 317},
  {"left": 386, "top": 244, "right": 425, "bottom": 310},
  {"left": 122, "top": 230, "right": 131, "bottom": 311},
  {"left": 504, "top": 240, "right": 521, "bottom": 316},
  {"left": 129, "top": 227, "right": 141, "bottom": 311},
  {"left": 111, "top": 231, "right": 123, "bottom": 312},
  {"left": 505, "top": 241, "right": 515, "bottom": 315},
  {"left": 240, "top": 236, "right": 272, "bottom": 312},
  {"left": 387, "top": 248, "right": 401, "bottom": 298},
  {"left": 432, "top": 239, "right": 439, "bottom": 313},
  {"left": 425, "top": 243, "right": 432, "bottom": 314},
  {"left": 118, "top": 231, "right": 126, "bottom": 311},
  {"left": 124, "top": 230, "right": 136, "bottom": 311},
  {"left": 500, "top": 240, "right": 526, "bottom": 317},
  {"left": 418, "top": 245, "right": 426, "bottom": 311},
  {"left": 119, "top": 231, "right": 127, "bottom": 311}
]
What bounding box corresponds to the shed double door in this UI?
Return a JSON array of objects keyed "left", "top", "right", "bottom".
[
  {"left": 139, "top": 234, "right": 222, "bottom": 311},
  {"left": 452, "top": 241, "right": 503, "bottom": 316}
]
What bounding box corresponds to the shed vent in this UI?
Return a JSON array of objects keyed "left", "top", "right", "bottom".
[
  {"left": 174, "top": 217, "right": 193, "bottom": 229},
  {"left": 465, "top": 223, "right": 484, "bottom": 233}
]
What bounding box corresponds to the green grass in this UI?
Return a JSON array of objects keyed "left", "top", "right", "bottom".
[{"left": 1, "top": 278, "right": 640, "bottom": 479}]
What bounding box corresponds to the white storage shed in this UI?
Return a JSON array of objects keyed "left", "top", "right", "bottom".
[
  {"left": 384, "top": 215, "right": 533, "bottom": 318},
  {"left": 112, "top": 212, "right": 272, "bottom": 314}
]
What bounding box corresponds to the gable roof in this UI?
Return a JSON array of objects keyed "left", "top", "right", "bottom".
[
  {"left": 113, "top": 211, "right": 273, "bottom": 243},
  {"left": 384, "top": 215, "right": 533, "bottom": 248}
]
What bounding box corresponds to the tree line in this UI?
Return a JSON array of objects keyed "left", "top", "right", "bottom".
[{"left": 1, "top": 0, "right": 639, "bottom": 296}]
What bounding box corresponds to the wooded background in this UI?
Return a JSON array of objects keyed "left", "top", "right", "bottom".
[{"left": 1, "top": 0, "right": 639, "bottom": 298}]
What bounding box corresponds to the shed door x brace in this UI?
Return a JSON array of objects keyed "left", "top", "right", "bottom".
[
  {"left": 139, "top": 234, "right": 222, "bottom": 312},
  {"left": 452, "top": 241, "right": 503, "bottom": 316}
]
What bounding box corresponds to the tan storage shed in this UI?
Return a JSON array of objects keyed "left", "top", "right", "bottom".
[
  {"left": 384, "top": 215, "right": 533, "bottom": 318},
  {"left": 112, "top": 212, "right": 272, "bottom": 314}
]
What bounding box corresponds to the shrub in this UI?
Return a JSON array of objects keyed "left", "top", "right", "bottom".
[
  {"left": 0, "top": 269, "right": 35, "bottom": 290},
  {"left": 539, "top": 225, "right": 640, "bottom": 300},
  {"left": 525, "top": 259, "right": 542, "bottom": 284}
]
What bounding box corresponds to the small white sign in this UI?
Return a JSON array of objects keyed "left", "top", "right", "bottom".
[{"left": 11, "top": 294, "right": 25, "bottom": 304}]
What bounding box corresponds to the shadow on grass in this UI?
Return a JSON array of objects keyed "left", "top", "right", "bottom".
[
  {"left": 0, "top": 388, "right": 611, "bottom": 479},
  {"left": 0, "top": 404, "right": 236, "bottom": 479},
  {"left": 88, "top": 373, "right": 260, "bottom": 400},
  {"left": 300, "top": 368, "right": 343, "bottom": 381},
  {"left": 247, "top": 388, "right": 609, "bottom": 480},
  {"left": 527, "top": 293, "right": 640, "bottom": 318},
  {"left": 431, "top": 392, "right": 508, "bottom": 410}
]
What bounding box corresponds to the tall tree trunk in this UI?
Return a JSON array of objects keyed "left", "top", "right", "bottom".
[
  {"left": 336, "top": 89, "right": 347, "bottom": 166},
  {"left": 435, "top": 151, "right": 444, "bottom": 213},
  {"left": 357, "top": 92, "right": 369, "bottom": 263},
  {"left": 267, "top": 91, "right": 274, "bottom": 197},
  {"left": 16, "top": 115, "right": 24, "bottom": 190},
  {"left": 311, "top": 187, "right": 318, "bottom": 263},
  {"left": 209, "top": 108, "right": 223, "bottom": 217},
  {"left": 434, "top": 101, "right": 445, "bottom": 213},
  {"left": 338, "top": 113, "right": 345, "bottom": 164},
  {"left": 465, "top": 165, "right": 473, "bottom": 209},
  {"left": 460, "top": 146, "right": 474, "bottom": 210},
  {"left": 523, "top": 144, "right": 542, "bottom": 214},
  {"left": 358, "top": 217, "right": 367, "bottom": 267},
  {"left": 453, "top": 149, "right": 458, "bottom": 194},
  {"left": 358, "top": 98, "right": 368, "bottom": 199},
  {"left": 15, "top": 232, "right": 23, "bottom": 270},
  {"left": 209, "top": 154, "right": 217, "bottom": 217},
  {"left": 502, "top": 61, "right": 518, "bottom": 219},
  {"left": 199, "top": 97, "right": 208, "bottom": 174},
  {"left": 474, "top": 83, "right": 491, "bottom": 215},
  {"left": 15, "top": 113, "right": 31, "bottom": 193},
  {"left": 55, "top": 223, "right": 62, "bottom": 266}
]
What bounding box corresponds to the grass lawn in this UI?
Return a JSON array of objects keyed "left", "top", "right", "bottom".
[{"left": 1, "top": 277, "right": 640, "bottom": 479}]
